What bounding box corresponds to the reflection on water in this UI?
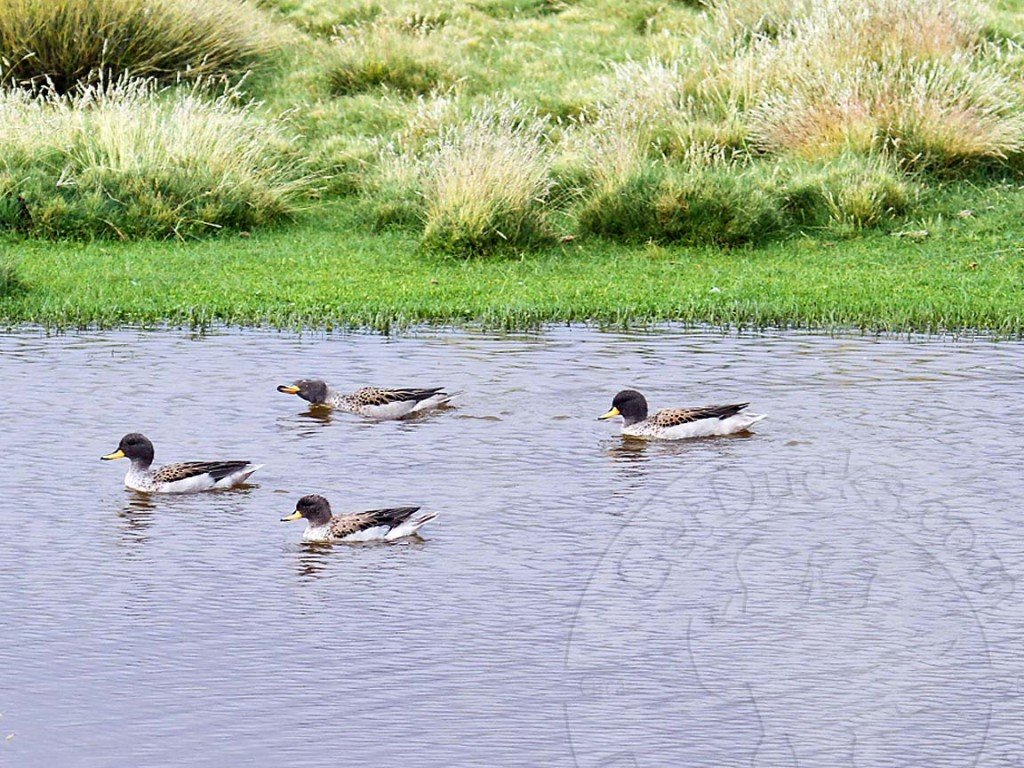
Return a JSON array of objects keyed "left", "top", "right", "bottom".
[
  {"left": 293, "top": 544, "right": 333, "bottom": 579},
  {"left": 123, "top": 491, "right": 158, "bottom": 516},
  {"left": 117, "top": 492, "right": 157, "bottom": 541},
  {"left": 295, "top": 406, "right": 334, "bottom": 424},
  {"left": 0, "top": 326, "right": 1022, "bottom": 768},
  {"left": 604, "top": 430, "right": 758, "bottom": 461}
]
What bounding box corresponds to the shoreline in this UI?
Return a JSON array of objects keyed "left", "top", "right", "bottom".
[
  {"left": 2, "top": 200, "right": 1022, "bottom": 336},
  {"left": 1, "top": 317, "right": 1019, "bottom": 344}
]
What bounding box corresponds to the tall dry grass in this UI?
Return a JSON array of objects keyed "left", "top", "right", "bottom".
[
  {"left": 709, "top": 0, "right": 819, "bottom": 42},
  {"left": 0, "top": 78, "right": 311, "bottom": 238},
  {"left": 0, "top": 0, "right": 279, "bottom": 92},
  {"left": 420, "top": 103, "right": 553, "bottom": 255},
  {"left": 326, "top": 20, "right": 460, "bottom": 96},
  {"left": 722, "top": 0, "right": 1024, "bottom": 168}
]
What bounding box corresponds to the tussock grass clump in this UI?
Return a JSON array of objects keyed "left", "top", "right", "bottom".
[
  {"left": 471, "top": 0, "right": 576, "bottom": 19},
  {"left": 0, "top": 0, "right": 279, "bottom": 92},
  {"left": 736, "top": 0, "right": 1024, "bottom": 169},
  {"left": 750, "top": 59, "right": 1024, "bottom": 170},
  {"left": 326, "top": 23, "right": 458, "bottom": 96},
  {"left": 569, "top": 61, "right": 690, "bottom": 195},
  {"left": 358, "top": 95, "right": 464, "bottom": 227},
  {"left": 420, "top": 104, "right": 553, "bottom": 255},
  {"left": 254, "top": 0, "right": 382, "bottom": 36},
  {"left": 781, "top": 154, "right": 917, "bottom": 228},
  {"left": 579, "top": 151, "right": 784, "bottom": 246},
  {"left": 361, "top": 147, "right": 425, "bottom": 230},
  {"left": 710, "top": 0, "right": 818, "bottom": 42},
  {"left": 575, "top": 59, "right": 769, "bottom": 243},
  {"left": 0, "top": 78, "right": 311, "bottom": 239},
  {"left": 576, "top": 164, "right": 665, "bottom": 240},
  {"left": 585, "top": 59, "right": 751, "bottom": 168},
  {"left": 881, "top": 58, "right": 1024, "bottom": 169},
  {"left": 0, "top": 257, "right": 26, "bottom": 298},
  {"left": 563, "top": 75, "right": 669, "bottom": 242},
  {"left": 655, "top": 159, "right": 783, "bottom": 245}
]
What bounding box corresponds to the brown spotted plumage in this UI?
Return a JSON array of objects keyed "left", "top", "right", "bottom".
[
  {"left": 599, "top": 390, "right": 766, "bottom": 440},
  {"left": 649, "top": 403, "right": 750, "bottom": 428},
  {"left": 327, "top": 506, "right": 424, "bottom": 539},
  {"left": 351, "top": 387, "right": 446, "bottom": 408},
  {"left": 278, "top": 379, "right": 456, "bottom": 419},
  {"left": 282, "top": 495, "right": 438, "bottom": 543},
  {"left": 101, "top": 433, "right": 262, "bottom": 493},
  {"left": 151, "top": 461, "right": 255, "bottom": 485}
]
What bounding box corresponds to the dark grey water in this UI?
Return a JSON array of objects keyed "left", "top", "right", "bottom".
[{"left": 1, "top": 327, "right": 1022, "bottom": 767}]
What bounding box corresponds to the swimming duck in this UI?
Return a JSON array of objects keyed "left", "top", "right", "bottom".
[
  {"left": 101, "top": 433, "right": 262, "bottom": 493},
  {"left": 277, "top": 379, "right": 455, "bottom": 420},
  {"left": 599, "top": 389, "right": 766, "bottom": 440},
  {"left": 281, "top": 494, "right": 438, "bottom": 543}
]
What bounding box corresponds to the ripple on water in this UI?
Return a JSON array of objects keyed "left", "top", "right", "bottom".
[{"left": 0, "top": 326, "right": 1022, "bottom": 767}]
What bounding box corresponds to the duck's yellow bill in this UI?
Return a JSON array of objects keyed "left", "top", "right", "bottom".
[
  {"left": 281, "top": 510, "right": 303, "bottom": 522},
  {"left": 277, "top": 385, "right": 300, "bottom": 395},
  {"left": 101, "top": 449, "right": 126, "bottom": 461},
  {"left": 598, "top": 407, "right": 620, "bottom": 421}
]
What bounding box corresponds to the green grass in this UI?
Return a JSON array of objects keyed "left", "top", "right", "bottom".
[
  {"left": 2, "top": 189, "right": 1021, "bottom": 334},
  {"left": 0, "top": 0, "right": 1022, "bottom": 332},
  {"left": 0, "top": 79, "right": 313, "bottom": 239},
  {"left": 0, "top": 0, "right": 280, "bottom": 92}
]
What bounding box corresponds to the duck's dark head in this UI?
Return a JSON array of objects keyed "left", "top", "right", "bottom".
[
  {"left": 599, "top": 389, "right": 649, "bottom": 426},
  {"left": 101, "top": 433, "right": 155, "bottom": 467},
  {"left": 281, "top": 494, "right": 332, "bottom": 526},
  {"left": 277, "top": 379, "right": 329, "bottom": 405}
]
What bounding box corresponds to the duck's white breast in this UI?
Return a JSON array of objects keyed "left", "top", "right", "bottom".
[
  {"left": 124, "top": 467, "right": 155, "bottom": 493},
  {"left": 623, "top": 419, "right": 720, "bottom": 440},
  {"left": 302, "top": 524, "right": 334, "bottom": 542}
]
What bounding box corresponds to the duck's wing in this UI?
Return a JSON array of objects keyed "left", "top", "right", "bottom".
[
  {"left": 329, "top": 506, "right": 422, "bottom": 538},
  {"left": 352, "top": 387, "right": 447, "bottom": 406},
  {"left": 151, "top": 461, "right": 253, "bottom": 484},
  {"left": 652, "top": 403, "right": 750, "bottom": 427}
]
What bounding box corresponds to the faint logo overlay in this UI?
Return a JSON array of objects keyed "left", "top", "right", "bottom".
[{"left": 564, "top": 449, "right": 1016, "bottom": 768}]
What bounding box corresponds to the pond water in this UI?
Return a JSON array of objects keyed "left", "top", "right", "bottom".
[{"left": 1, "top": 326, "right": 1022, "bottom": 767}]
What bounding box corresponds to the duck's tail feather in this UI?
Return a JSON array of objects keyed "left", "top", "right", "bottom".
[
  {"left": 233, "top": 463, "right": 264, "bottom": 484},
  {"left": 386, "top": 511, "right": 439, "bottom": 540},
  {"left": 740, "top": 413, "right": 767, "bottom": 429},
  {"left": 411, "top": 390, "right": 461, "bottom": 412}
]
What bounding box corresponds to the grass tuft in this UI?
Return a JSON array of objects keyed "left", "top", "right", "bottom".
[
  {"left": 577, "top": 164, "right": 664, "bottom": 241},
  {"left": 578, "top": 155, "right": 785, "bottom": 245},
  {"left": 420, "top": 103, "right": 553, "bottom": 256},
  {"left": 0, "top": 77, "right": 312, "bottom": 239},
  {"left": 0, "top": 255, "right": 26, "bottom": 298},
  {"left": 0, "top": 0, "right": 280, "bottom": 92},
  {"left": 471, "top": 0, "right": 576, "bottom": 19},
  {"left": 655, "top": 160, "right": 783, "bottom": 245},
  {"left": 326, "top": 23, "right": 458, "bottom": 96},
  {"left": 737, "top": 0, "right": 1024, "bottom": 169},
  {"left": 361, "top": 146, "right": 425, "bottom": 230},
  {"left": 781, "top": 154, "right": 917, "bottom": 228}
]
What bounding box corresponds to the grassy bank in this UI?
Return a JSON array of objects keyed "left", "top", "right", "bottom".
[
  {"left": 2, "top": 188, "right": 1021, "bottom": 333},
  {"left": 0, "top": 0, "right": 1023, "bottom": 333}
]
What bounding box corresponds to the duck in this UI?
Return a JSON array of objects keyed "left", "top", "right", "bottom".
[
  {"left": 598, "top": 389, "right": 766, "bottom": 440},
  {"left": 101, "top": 433, "right": 262, "bottom": 493},
  {"left": 281, "top": 494, "right": 438, "bottom": 543},
  {"left": 277, "top": 379, "right": 455, "bottom": 420}
]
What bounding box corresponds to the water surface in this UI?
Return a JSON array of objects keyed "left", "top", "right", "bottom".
[{"left": 1, "top": 327, "right": 1022, "bottom": 767}]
